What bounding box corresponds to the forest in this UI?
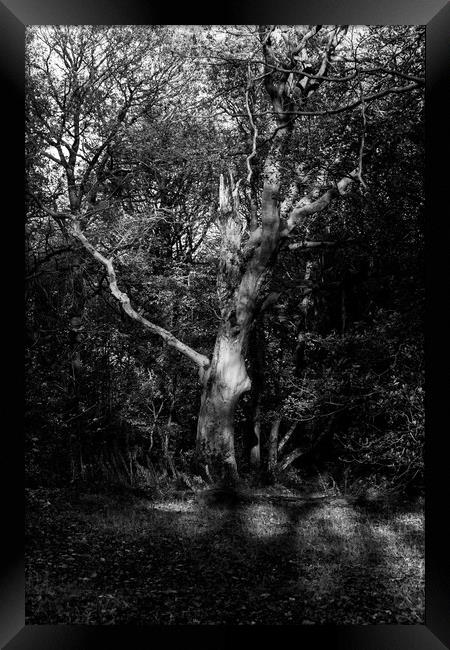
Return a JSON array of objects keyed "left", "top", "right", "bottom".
[{"left": 25, "top": 25, "right": 425, "bottom": 625}]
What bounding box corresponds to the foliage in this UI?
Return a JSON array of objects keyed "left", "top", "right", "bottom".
[{"left": 25, "top": 25, "right": 424, "bottom": 494}]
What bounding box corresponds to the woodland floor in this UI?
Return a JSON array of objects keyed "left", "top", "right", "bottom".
[{"left": 25, "top": 486, "right": 424, "bottom": 625}]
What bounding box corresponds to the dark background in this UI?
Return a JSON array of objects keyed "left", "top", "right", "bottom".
[{"left": 1, "top": 0, "right": 449, "bottom": 648}]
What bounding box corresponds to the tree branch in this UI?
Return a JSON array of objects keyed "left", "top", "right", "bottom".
[
  {"left": 244, "top": 73, "right": 258, "bottom": 185},
  {"left": 277, "top": 414, "right": 336, "bottom": 472},
  {"left": 356, "top": 71, "right": 368, "bottom": 191},
  {"left": 253, "top": 61, "right": 424, "bottom": 86},
  {"left": 231, "top": 82, "right": 422, "bottom": 120},
  {"left": 278, "top": 421, "right": 298, "bottom": 454},
  {"left": 285, "top": 168, "right": 359, "bottom": 233},
  {"left": 288, "top": 240, "right": 338, "bottom": 251},
  {"left": 277, "top": 447, "right": 306, "bottom": 472},
  {"left": 67, "top": 217, "right": 211, "bottom": 378}
]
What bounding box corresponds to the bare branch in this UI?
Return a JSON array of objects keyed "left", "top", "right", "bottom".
[
  {"left": 231, "top": 82, "right": 422, "bottom": 119},
  {"left": 64, "top": 216, "right": 211, "bottom": 378},
  {"left": 233, "top": 60, "right": 424, "bottom": 86},
  {"left": 356, "top": 72, "right": 368, "bottom": 191},
  {"left": 285, "top": 168, "right": 358, "bottom": 233},
  {"left": 244, "top": 72, "right": 258, "bottom": 185},
  {"left": 288, "top": 240, "right": 337, "bottom": 251},
  {"left": 278, "top": 421, "right": 298, "bottom": 454}
]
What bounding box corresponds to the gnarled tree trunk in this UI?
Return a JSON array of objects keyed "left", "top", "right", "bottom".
[
  {"left": 194, "top": 28, "right": 295, "bottom": 482},
  {"left": 59, "top": 26, "right": 368, "bottom": 488},
  {"left": 197, "top": 326, "right": 251, "bottom": 483}
]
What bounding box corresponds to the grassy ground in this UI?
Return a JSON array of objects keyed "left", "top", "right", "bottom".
[{"left": 25, "top": 486, "right": 424, "bottom": 625}]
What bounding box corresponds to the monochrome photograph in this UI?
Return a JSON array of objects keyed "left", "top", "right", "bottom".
[{"left": 25, "top": 24, "right": 425, "bottom": 625}]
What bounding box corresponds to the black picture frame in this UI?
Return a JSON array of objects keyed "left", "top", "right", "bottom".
[{"left": 2, "top": 0, "right": 449, "bottom": 647}]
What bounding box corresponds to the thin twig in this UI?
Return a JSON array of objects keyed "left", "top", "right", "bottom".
[
  {"left": 244, "top": 69, "right": 258, "bottom": 185},
  {"left": 356, "top": 70, "right": 368, "bottom": 191}
]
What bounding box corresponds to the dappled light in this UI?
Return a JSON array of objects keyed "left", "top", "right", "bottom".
[
  {"left": 26, "top": 488, "right": 424, "bottom": 624},
  {"left": 25, "top": 23, "right": 424, "bottom": 626},
  {"left": 241, "top": 503, "right": 290, "bottom": 538}
]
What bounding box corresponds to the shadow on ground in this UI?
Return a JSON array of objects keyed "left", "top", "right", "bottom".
[{"left": 25, "top": 488, "right": 424, "bottom": 625}]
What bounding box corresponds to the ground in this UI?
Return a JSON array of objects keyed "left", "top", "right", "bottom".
[{"left": 25, "top": 486, "right": 424, "bottom": 625}]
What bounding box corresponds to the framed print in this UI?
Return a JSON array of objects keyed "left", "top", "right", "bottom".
[{"left": 2, "top": 0, "right": 449, "bottom": 648}]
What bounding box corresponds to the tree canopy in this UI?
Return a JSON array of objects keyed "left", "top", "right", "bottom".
[{"left": 26, "top": 25, "right": 424, "bottom": 493}]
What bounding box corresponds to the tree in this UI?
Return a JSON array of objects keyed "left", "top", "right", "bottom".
[{"left": 26, "top": 25, "right": 424, "bottom": 484}]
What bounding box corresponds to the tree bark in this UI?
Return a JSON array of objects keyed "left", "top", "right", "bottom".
[
  {"left": 70, "top": 219, "right": 210, "bottom": 375},
  {"left": 163, "top": 386, "right": 178, "bottom": 479},
  {"left": 250, "top": 406, "right": 262, "bottom": 468},
  {"left": 196, "top": 325, "right": 251, "bottom": 484},
  {"left": 195, "top": 33, "right": 295, "bottom": 481},
  {"left": 247, "top": 319, "right": 266, "bottom": 469},
  {"left": 67, "top": 253, "right": 85, "bottom": 479},
  {"left": 278, "top": 421, "right": 298, "bottom": 455},
  {"left": 268, "top": 417, "right": 282, "bottom": 475},
  {"left": 278, "top": 447, "right": 305, "bottom": 473}
]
